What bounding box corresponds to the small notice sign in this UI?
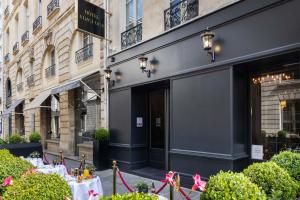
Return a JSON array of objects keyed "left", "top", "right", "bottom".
[
  {"left": 136, "top": 117, "right": 143, "bottom": 128},
  {"left": 251, "top": 145, "right": 264, "bottom": 160}
]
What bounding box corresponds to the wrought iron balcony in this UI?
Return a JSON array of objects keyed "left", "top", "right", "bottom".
[
  {"left": 4, "top": 6, "right": 9, "bottom": 19},
  {"left": 47, "top": 0, "right": 60, "bottom": 18},
  {"left": 16, "top": 82, "right": 23, "bottom": 92},
  {"left": 75, "top": 43, "right": 93, "bottom": 64},
  {"left": 121, "top": 23, "right": 142, "bottom": 49},
  {"left": 27, "top": 74, "right": 35, "bottom": 87},
  {"left": 21, "top": 31, "right": 29, "bottom": 45},
  {"left": 164, "top": 0, "right": 198, "bottom": 30},
  {"left": 4, "top": 53, "right": 10, "bottom": 63},
  {"left": 45, "top": 64, "right": 56, "bottom": 78},
  {"left": 13, "top": 42, "right": 19, "bottom": 55},
  {"left": 33, "top": 16, "right": 42, "bottom": 34}
]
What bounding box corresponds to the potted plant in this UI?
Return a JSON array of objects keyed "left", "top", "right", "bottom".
[
  {"left": 135, "top": 181, "right": 149, "bottom": 193},
  {"left": 0, "top": 133, "right": 43, "bottom": 157},
  {"left": 93, "top": 128, "right": 110, "bottom": 170}
]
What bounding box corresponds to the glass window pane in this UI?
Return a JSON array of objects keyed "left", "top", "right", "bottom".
[
  {"left": 126, "top": 0, "right": 134, "bottom": 28},
  {"left": 251, "top": 63, "right": 300, "bottom": 160},
  {"left": 136, "top": 0, "right": 142, "bottom": 23}
]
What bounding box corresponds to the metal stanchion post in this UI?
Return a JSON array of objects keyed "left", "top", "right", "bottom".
[
  {"left": 169, "top": 184, "right": 174, "bottom": 200},
  {"left": 112, "top": 160, "right": 117, "bottom": 195}
]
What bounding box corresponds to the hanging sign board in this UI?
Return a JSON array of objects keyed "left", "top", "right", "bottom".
[{"left": 76, "top": 0, "right": 105, "bottom": 39}]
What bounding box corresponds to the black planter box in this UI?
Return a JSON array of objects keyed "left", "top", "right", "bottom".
[
  {"left": 0, "top": 143, "right": 43, "bottom": 157},
  {"left": 93, "top": 140, "right": 109, "bottom": 170}
]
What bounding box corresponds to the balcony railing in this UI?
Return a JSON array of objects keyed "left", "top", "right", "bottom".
[
  {"left": 164, "top": 0, "right": 198, "bottom": 30},
  {"left": 4, "top": 53, "right": 10, "bottom": 63},
  {"left": 121, "top": 23, "right": 142, "bottom": 49},
  {"left": 4, "top": 6, "right": 9, "bottom": 18},
  {"left": 47, "top": 0, "right": 60, "bottom": 18},
  {"left": 16, "top": 82, "right": 23, "bottom": 92},
  {"left": 45, "top": 64, "right": 56, "bottom": 78},
  {"left": 27, "top": 74, "right": 35, "bottom": 87},
  {"left": 75, "top": 43, "right": 93, "bottom": 64},
  {"left": 13, "top": 42, "right": 19, "bottom": 55},
  {"left": 33, "top": 16, "right": 42, "bottom": 34},
  {"left": 21, "top": 31, "right": 29, "bottom": 45}
]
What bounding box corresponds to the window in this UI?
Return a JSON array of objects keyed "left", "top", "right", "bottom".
[
  {"left": 83, "top": 33, "right": 92, "bottom": 47},
  {"left": 30, "top": 61, "right": 34, "bottom": 75},
  {"left": 6, "top": 79, "right": 12, "bottom": 97},
  {"left": 251, "top": 62, "right": 300, "bottom": 160},
  {"left": 51, "top": 95, "right": 60, "bottom": 139},
  {"left": 38, "top": 0, "right": 42, "bottom": 16},
  {"left": 50, "top": 49, "right": 55, "bottom": 65},
  {"left": 126, "top": 0, "right": 142, "bottom": 30}
]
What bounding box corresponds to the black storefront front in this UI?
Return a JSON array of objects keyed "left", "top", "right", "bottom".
[{"left": 107, "top": 0, "right": 300, "bottom": 183}]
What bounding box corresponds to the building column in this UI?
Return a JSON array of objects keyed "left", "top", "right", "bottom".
[{"left": 59, "top": 90, "right": 75, "bottom": 156}]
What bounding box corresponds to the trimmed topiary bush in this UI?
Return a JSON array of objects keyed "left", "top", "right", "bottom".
[
  {"left": 271, "top": 151, "right": 300, "bottom": 183},
  {"left": 3, "top": 173, "right": 72, "bottom": 200},
  {"left": 0, "top": 149, "right": 33, "bottom": 195},
  {"left": 100, "top": 193, "right": 158, "bottom": 200},
  {"left": 277, "top": 130, "right": 288, "bottom": 138},
  {"left": 243, "top": 162, "right": 298, "bottom": 200},
  {"left": 201, "top": 171, "right": 266, "bottom": 200},
  {"left": 29, "top": 132, "right": 41, "bottom": 143},
  {"left": 94, "top": 128, "right": 110, "bottom": 141},
  {"left": 8, "top": 134, "right": 24, "bottom": 144}
]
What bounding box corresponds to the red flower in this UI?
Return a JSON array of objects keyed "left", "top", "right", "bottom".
[
  {"left": 161, "top": 171, "right": 176, "bottom": 187},
  {"left": 88, "top": 190, "right": 98, "bottom": 200},
  {"left": 192, "top": 174, "right": 206, "bottom": 192},
  {"left": 2, "top": 176, "right": 13, "bottom": 187}
]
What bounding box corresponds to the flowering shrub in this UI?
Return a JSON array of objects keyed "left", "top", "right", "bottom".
[
  {"left": 201, "top": 171, "right": 266, "bottom": 200},
  {"left": 3, "top": 173, "right": 72, "bottom": 200},
  {"left": 243, "top": 162, "right": 298, "bottom": 200},
  {"left": 0, "top": 150, "right": 33, "bottom": 195}
]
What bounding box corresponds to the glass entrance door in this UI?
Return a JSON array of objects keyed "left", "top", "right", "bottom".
[{"left": 149, "top": 89, "right": 167, "bottom": 169}]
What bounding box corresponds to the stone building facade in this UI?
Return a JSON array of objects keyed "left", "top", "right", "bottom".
[{"left": 2, "top": 0, "right": 107, "bottom": 160}]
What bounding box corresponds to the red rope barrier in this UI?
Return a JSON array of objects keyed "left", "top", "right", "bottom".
[
  {"left": 117, "top": 170, "right": 134, "bottom": 193},
  {"left": 179, "top": 187, "right": 191, "bottom": 200},
  {"left": 43, "top": 153, "right": 50, "bottom": 165},
  {"left": 153, "top": 182, "right": 168, "bottom": 194}
]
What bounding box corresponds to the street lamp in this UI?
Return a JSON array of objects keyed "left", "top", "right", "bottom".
[
  {"left": 200, "top": 28, "right": 216, "bottom": 62},
  {"left": 138, "top": 54, "right": 152, "bottom": 78}
]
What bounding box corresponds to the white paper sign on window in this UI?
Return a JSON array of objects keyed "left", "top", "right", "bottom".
[
  {"left": 251, "top": 145, "right": 264, "bottom": 160},
  {"left": 136, "top": 117, "right": 143, "bottom": 128},
  {"left": 156, "top": 117, "right": 161, "bottom": 127}
]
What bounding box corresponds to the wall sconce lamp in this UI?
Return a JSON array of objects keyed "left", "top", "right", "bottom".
[
  {"left": 138, "top": 54, "right": 152, "bottom": 78},
  {"left": 104, "top": 67, "right": 122, "bottom": 86},
  {"left": 200, "top": 28, "right": 216, "bottom": 62}
]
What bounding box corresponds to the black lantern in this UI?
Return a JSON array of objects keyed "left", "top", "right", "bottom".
[
  {"left": 200, "top": 28, "right": 216, "bottom": 62},
  {"left": 104, "top": 67, "right": 112, "bottom": 80},
  {"left": 138, "top": 54, "right": 152, "bottom": 78}
]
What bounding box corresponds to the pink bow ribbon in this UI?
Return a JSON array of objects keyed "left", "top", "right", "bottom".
[
  {"left": 192, "top": 174, "right": 206, "bottom": 192},
  {"left": 161, "top": 171, "right": 176, "bottom": 187},
  {"left": 2, "top": 176, "right": 13, "bottom": 187},
  {"left": 88, "top": 190, "right": 98, "bottom": 200}
]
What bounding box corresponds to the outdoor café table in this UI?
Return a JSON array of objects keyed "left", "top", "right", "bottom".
[
  {"left": 36, "top": 165, "right": 69, "bottom": 178},
  {"left": 24, "top": 157, "right": 45, "bottom": 168},
  {"left": 67, "top": 176, "right": 103, "bottom": 200}
]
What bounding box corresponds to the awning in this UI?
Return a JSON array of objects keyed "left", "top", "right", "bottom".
[
  {"left": 3, "top": 99, "right": 25, "bottom": 116},
  {"left": 24, "top": 89, "right": 52, "bottom": 111},
  {"left": 51, "top": 70, "right": 100, "bottom": 95}
]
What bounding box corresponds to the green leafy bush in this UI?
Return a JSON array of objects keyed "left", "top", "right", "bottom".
[
  {"left": 29, "top": 132, "right": 41, "bottom": 143},
  {"left": 243, "top": 162, "right": 298, "bottom": 200},
  {"left": 3, "top": 173, "right": 72, "bottom": 200},
  {"left": 0, "top": 149, "right": 33, "bottom": 195},
  {"left": 0, "top": 138, "right": 6, "bottom": 145},
  {"left": 277, "top": 130, "right": 287, "bottom": 138},
  {"left": 100, "top": 193, "right": 158, "bottom": 200},
  {"left": 94, "top": 128, "right": 110, "bottom": 141},
  {"left": 8, "top": 134, "right": 24, "bottom": 144},
  {"left": 201, "top": 171, "right": 266, "bottom": 200}
]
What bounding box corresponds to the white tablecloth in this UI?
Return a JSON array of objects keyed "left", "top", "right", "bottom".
[
  {"left": 37, "top": 165, "right": 69, "bottom": 178},
  {"left": 24, "top": 158, "right": 45, "bottom": 168},
  {"left": 68, "top": 176, "right": 103, "bottom": 200}
]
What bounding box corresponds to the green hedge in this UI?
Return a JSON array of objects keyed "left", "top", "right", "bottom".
[
  {"left": 0, "top": 150, "right": 33, "bottom": 195},
  {"left": 94, "top": 128, "right": 110, "bottom": 141},
  {"left": 8, "top": 134, "right": 25, "bottom": 144},
  {"left": 100, "top": 193, "right": 158, "bottom": 200},
  {"left": 243, "top": 162, "right": 298, "bottom": 200},
  {"left": 29, "top": 132, "right": 41, "bottom": 143},
  {"left": 201, "top": 171, "right": 266, "bottom": 200},
  {"left": 3, "top": 173, "right": 72, "bottom": 200}
]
